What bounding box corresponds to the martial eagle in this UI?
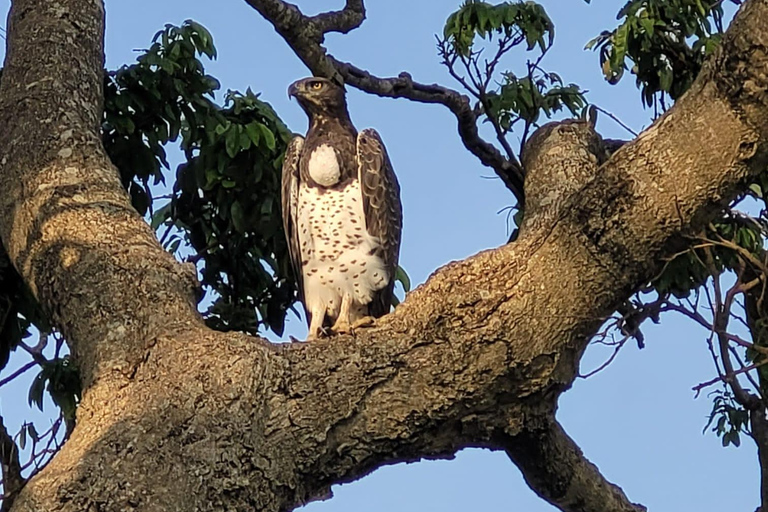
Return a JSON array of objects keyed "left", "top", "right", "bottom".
[{"left": 281, "top": 77, "right": 403, "bottom": 340}]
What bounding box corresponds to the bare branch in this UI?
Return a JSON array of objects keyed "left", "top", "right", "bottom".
[
  {"left": 309, "top": 0, "right": 365, "bottom": 35},
  {"left": 693, "top": 359, "right": 768, "bottom": 394},
  {"left": 0, "top": 360, "right": 37, "bottom": 389}
]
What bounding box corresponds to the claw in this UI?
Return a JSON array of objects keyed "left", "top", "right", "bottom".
[
  {"left": 351, "top": 316, "right": 375, "bottom": 329},
  {"left": 331, "top": 319, "right": 353, "bottom": 335}
]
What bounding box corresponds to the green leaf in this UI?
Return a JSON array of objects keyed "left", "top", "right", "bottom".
[
  {"left": 18, "top": 424, "right": 27, "bottom": 450},
  {"left": 225, "top": 128, "right": 240, "bottom": 158},
  {"left": 395, "top": 265, "right": 412, "bottom": 293},
  {"left": 231, "top": 201, "right": 247, "bottom": 233},
  {"left": 245, "top": 122, "right": 261, "bottom": 146},
  {"left": 257, "top": 123, "right": 276, "bottom": 151},
  {"left": 28, "top": 369, "right": 46, "bottom": 411}
]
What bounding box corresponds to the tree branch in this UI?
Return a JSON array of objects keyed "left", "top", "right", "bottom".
[
  {"left": 244, "top": 0, "right": 526, "bottom": 202},
  {"left": 505, "top": 417, "right": 646, "bottom": 512},
  {"left": 309, "top": 0, "right": 365, "bottom": 35},
  {"left": 0, "top": 416, "right": 24, "bottom": 512},
  {"left": 4, "top": 0, "right": 768, "bottom": 511}
]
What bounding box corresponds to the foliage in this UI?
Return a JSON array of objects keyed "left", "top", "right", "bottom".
[
  {"left": 28, "top": 356, "right": 80, "bottom": 429},
  {"left": 104, "top": 20, "right": 296, "bottom": 336},
  {"left": 485, "top": 71, "right": 585, "bottom": 133},
  {"left": 586, "top": 0, "right": 742, "bottom": 111},
  {"left": 166, "top": 89, "right": 295, "bottom": 335},
  {"left": 440, "top": 0, "right": 586, "bottom": 151},
  {"left": 443, "top": 0, "right": 554, "bottom": 57},
  {"left": 704, "top": 389, "right": 750, "bottom": 447},
  {"left": 653, "top": 214, "right": 763, "bottom": 299}
]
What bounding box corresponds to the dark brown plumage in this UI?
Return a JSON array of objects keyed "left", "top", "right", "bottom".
[{"left": 281, "top": 77, "right": 402, "bottom": 339}]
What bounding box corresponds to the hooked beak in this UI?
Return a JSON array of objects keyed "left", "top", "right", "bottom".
[{"left": 288, "top": 81, "right": 300, "bottom": 99}]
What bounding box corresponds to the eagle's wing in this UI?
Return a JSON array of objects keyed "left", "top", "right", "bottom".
[
  {"left": 281, "top": 135, "right": 306, "bottom": 317},
  {"left": 357, "top": 128, "right": 403, "bottom": 317}
]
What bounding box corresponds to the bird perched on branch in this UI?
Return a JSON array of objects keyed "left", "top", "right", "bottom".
[{"left": 282, "top": 77, "right": 402, "bottom": 340}]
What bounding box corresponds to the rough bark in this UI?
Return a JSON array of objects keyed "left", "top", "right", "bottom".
[
  {"left": 505, "top": 418, "right": 646, "bottom": 512},
  {"left": 0, "top": 416, "right": 23, "bottom": 511},
  {"left": 1, "top": 0, "right": 768, "bottom": 512}
]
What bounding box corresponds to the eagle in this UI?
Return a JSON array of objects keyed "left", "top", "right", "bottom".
[{"left": 281, "top": 77, "right": 402, "bottom": 340}]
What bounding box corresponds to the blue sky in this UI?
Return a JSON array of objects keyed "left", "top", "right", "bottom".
[{"left": 0, "top": 0, "right": 758, "bottom": 510}]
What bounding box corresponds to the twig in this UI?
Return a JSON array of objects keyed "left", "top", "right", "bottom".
[
  {"left": 0, "top": 361, "right": 37, "bottom": 389},
  {"left": 591, "top": 105, "right": 639, "bottom": 137},
  {"left": 579, "top": 336, "right": 627, "bottom": 378},
  {"left": 693, "top": 359, "right": 768, "bottom": 397}
]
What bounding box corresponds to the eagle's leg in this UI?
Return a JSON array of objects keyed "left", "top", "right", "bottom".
[
  {"left": 331, "top": 294, "right": 353, "bottom": 334},
  {"left": 307, "top": 306, "right": 327, "bottom": 341}
]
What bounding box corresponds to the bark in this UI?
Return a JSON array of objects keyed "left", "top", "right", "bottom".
[
  {"left": 0, "top": 0, "right": 768, "bottom": 511},
  {"left": 0, "top": 416, "right": 23, "bottom": 511},
  {"left": 744, "top": 266, "right": 768, "bottom": 511},
  {"left": 752, "top": 411, "right": 768, "bottom": 512},
  {"left": 505, "top": 417, "right": 646, "bottom": 512}
]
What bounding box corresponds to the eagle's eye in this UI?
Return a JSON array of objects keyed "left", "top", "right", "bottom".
[{"left": 309, "top": 81, "right": 324, "bottom": 91}]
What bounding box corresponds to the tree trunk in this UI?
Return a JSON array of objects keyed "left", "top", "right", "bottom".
[{"left": 2, "top": 0, "right": 768, "bottom": 511}]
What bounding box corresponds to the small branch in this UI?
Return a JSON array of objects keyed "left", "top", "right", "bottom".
[
  {"left": 0, "top": 361, "right": 37, "bottom": 389},
  {"left": 715, "top": 276, "right": 761, "bottom": 409},
  {"left": 693, "top": 359, "right": 768, "bottom": 397},
  {"left": 578, "top": 336, "right": 627, "bottom": 378},
  {"left": 591, "top": 105, "right": 639, "bottom": 137},
  {"left": 0, "top": 415, "right": 24, "bottom": 512}
]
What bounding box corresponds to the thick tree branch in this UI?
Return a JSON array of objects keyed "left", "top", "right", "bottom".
[
  {"left": 0, "top": 416, "right": 24, "bottom": 512},
  {"left": 244, "top": 0, "right": 526, "bottom": 202},
  {"left": 3, "top": 1, "right": 768, "bottom": 511}
]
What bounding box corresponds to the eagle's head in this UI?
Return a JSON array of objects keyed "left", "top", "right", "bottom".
[{"left": 288, "top": 77, "right": 348, "bottom": 118}]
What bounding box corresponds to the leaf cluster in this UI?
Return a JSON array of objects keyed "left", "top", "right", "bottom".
[
  {"left": 440, "top": 1, "right": 586, "bottom": 159},
  {"left": 103, "top": 20, "right": 296, "bottom": 336},
  {"left": 485, "top": 71, "right": 585, "bottom": 133},
  {"left": 704, "top": 389, "right": 749, "bottom": 447},
  {"left": 654, "top": 214, "right": 763, "bottom": 299},
  {"left": 27, "top": 356, "right": 80, "bottom": 427},
  {"left": 587, "top": 0, "right": 741, "bottom": 110},
  {"left": 443, "top": 0, "right": 554, "bottom": 57}
]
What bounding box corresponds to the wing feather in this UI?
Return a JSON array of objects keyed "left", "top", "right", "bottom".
[
  {"left": 281, "top": 135, "right": 306, "bottom": 319},
  {"left": 357, "top": 128, "right": 403, "bottom": 317}
]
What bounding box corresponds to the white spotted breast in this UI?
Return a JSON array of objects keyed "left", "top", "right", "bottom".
[{"left": 307, "top": 144, "right": 340, "bottom": 187}]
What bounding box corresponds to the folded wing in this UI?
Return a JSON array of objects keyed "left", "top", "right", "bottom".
[
  {"left": 281, "top": 135, "right": 306, "bottom": 314},
  {"left": 357, "top": 128, "right": 403, "bottom": 317}
]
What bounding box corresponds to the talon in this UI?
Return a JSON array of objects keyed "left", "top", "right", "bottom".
[
  {"left": 331, "top": 320, "right": 353, "bottom": 335},
  {"left": 352, "top": 316, "right": 376, "bottom": 329},
  {"left": 307, "top": 326, "right": 330, "bottom": 341}
]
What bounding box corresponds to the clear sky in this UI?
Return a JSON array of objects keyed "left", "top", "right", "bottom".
[{"left": 0, "top": 0, "right": 758, "bottom": 511}]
